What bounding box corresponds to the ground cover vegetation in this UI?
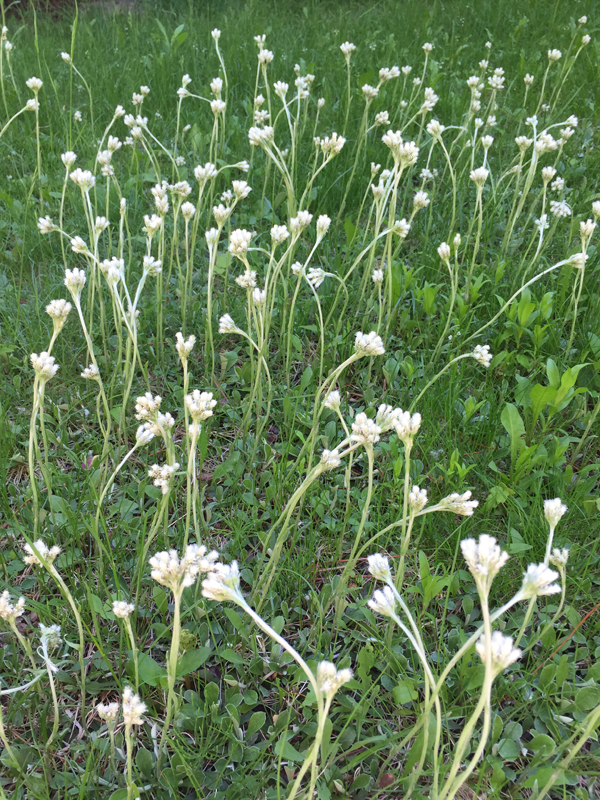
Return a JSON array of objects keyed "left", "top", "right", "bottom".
[{"left": 0, "top": 0, "right": 599, "bottom": 797}]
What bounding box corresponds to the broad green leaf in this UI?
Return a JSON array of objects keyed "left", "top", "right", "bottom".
[
  {"left": 176, "top": 648, "right": 211, "bottom": 678},
  {"left": 501, "top": 403, "right": 525, "bottom": 469},
  {"left": 528, "top": 734, "right": 555, "bottom": 757},
  {"left": 138, "top": 654, "right": 167, "bottom": 687},
  {"left": 247, "top": 711, "right": 266, "bottom": 736}
]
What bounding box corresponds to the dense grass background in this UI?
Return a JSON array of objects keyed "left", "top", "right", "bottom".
[{"left": 0, "top": 0, "right": 599, "bottom": 798}]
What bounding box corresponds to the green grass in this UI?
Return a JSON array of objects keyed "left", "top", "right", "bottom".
[{"left": 0, "top": 0, "right": 600, "bottom": 798}]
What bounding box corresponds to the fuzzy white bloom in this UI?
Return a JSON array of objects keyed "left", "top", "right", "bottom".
[
  {"left": 227, "top": 229, "right": 252, "bottom": 259},
  {"left": 143, "top": 214, "right": 162, "bottom": 236},
  {"left": 61, "top": 151, "right": 77, "bottom": 169},
  {"left": 258, "top": 49, "right": 274, "bottom": 66},
  {"left": 290, "top": 210, "right": 313, "bottom": 235},
  {"left": 150, "top": 545, "right": 219, "bottom": 593},
  {"left": 205, "top": 228, "right": 219, "bottom": 248},
  {"left": 211, "top": 28, "right": 221, "bottom": 40},
  {"left": 550, "top": 200, "right": 571, "bottom": 218},
  {"left": 593, "top": 201, "right": 600, "bottom": 219},
  {"left": 64, "top": 267, "right": 86, "bottom": 297},
  {"left": 549, "top": 548, "right": 569, "bottom": 569},
  {"left": 97, "top": 702, "right": 119, "bottom": 722},
  {"left": 472, "top": 344, "right": 492, "bottom": 367},
  {"left": 30, "top": 351, "right": 59, "bottom": 382},
  {"left": 185, "top": 390, "right": 217, "bottom": 422},
  {"left": 24, "top": 539, "right": 61, "bottom": 567},
  {"left": 367, "top": 553, "right": 393, "bottom": 582},
  {"left": 112, "top": 600, "right": 134, "bottom": 619},
  {"left": 235, "top": 269, "right": 257, "bottom": 289},
  {"left": 307, "top": 267, "right": 326, "bottom": 289},
  {"left": 37, "top": 215, "right": 57, "bottom": 235},
  {"left": 316, "top": 214, "right": 331, "bottom": 240},
  {"left": 393, "top": 219, "right": 411, "bottom": 238},
  {"left": 271, "top": 224, "right": 289, "bottom": 244},
  {"left": 548, "top": 49, "right": 562, "bottom": 62},
  {"left": 470, "top": 166, "right": 489, "bottom": 188},
  {"left": 181, "top": 202, "right": 196, "bottom": 222},
  {"left": 25, "top": 98, "right": 39, "bottom": 111},
  {"left": 439, "top": 490, "right": 478, "bottom": 516},
  {"left": 0, "top": 591, "right": 25, "bottom": 623},
  {"left": 340, "top": 41, "right": 356, "bottom": 61},
  {"left": 70, "top": 168, "right": 96, "bottom": 192},
  {"left": 148, "top": 462, "right": 179, "bottom": 494},
  {"left": 569, "top": 252, "right": 589, "bottom": 269},
  {"left": 248, "top": 125, "right": 274, "bottom": 146},
  {"left": 194, "top": 162, "right": 218, "bottom": 183},
  {"left": 143, "top": 255, "right": 162, "bottom": 276},
  {"left": 46, "top": 299, "right": 71, "bottom": 332},
  {"left": 212, "top": 204, "right": 231, "bottom": 226},
  {"left": 175, "top": 332, "right": 196, "bottom": 362},
  {"left": 354, "top": 331, "right": 385, "bottom": 356},
  {"left": 317, "top": 661, "right": 353, "bottom": 698},
  {"left": 579, "top": 15, "right": 588, "bottom": 24},
  {"left": 461, "top": 535, "right": 508, "bottom": 589},
  {"left": 481, "top": 135, "right": 494, "bottom": 150},
  {"left": 392, "top": 410, "right": 421, "bottom": 445},
  {"left": 320, "top": 449, "right": 341, "bottom": 470},
  {"left": 580, "top": 219, "right": 596, "bottom": 242},
  {"left": 408, "top": 485, "right": 428, "bottom": 512},
  {"left": 273, "top": 80, "right": 288, "bottom": 99},
  {"left": 135, "top": 392, "right": 162, "bottom": 421},
  {"left": 423, "top": 42, "right": 433, "bottom": 53},
  {"left": 324, "top": 390, "right": 341, "bottom": 411},
  {"left": 135, "top": 425, "right": 155, "bottom": 446},
  {"left": 26, "top": 76, "right": 43, "bottom": 93},
  {"left": 252, "top": 287, "right": 267, "bottom": 306},
  {"left": 70, "top": 236, "right": 90, "bottom": 255},
  {"left": 351, "top": 412, "right": 382, "bottom": 445},
  {"left": 210, "top": 76, "right": 223, "bottom": 97},
  {"left": 488, "top": 74, "right": 505, "bottom": 90},
  {"left": 122, "top": 686, "right": 146, "bottom": 727},
  {"left": 201, "top": 561, "right": 244, "bottom": 603},
  {"left": 438, "top": 242, "right": 451, "bottom": 262},
  {"left": 218, "top": 314, "right": 239, "bottom": 334},
  {"left": 368, "top": 585, "right": 397, "bottom": 617},
  {"left": 550, "top": 177, "right": 565, "bottom": 192},
  {"left": 413, "top": 190, "right": 430, "bottom": 210},
  {"left": 541, "top": 166, "right": 557, "bottom": 184},
  {"left": 427, "top": 120, "right": 445, "bottom": 143},
  {"left": 402, "top": 65, "right": 412, "bottom": 75},
  {"left": 476, "top": 631, "right": 521, "bottom": 674},
  {"left": 582, "top": 34, "right": 591, "bottom": 45},
  {"left": 536, "top": 131, "right": 559, "bottom": 154},
  {"left": 293, "top": 262, "right": 303, "bottom": 275},
  {"left": 95, "top": 216, "right": 109, "bottom": 234},
  {"left": 232, "top": 180, "right": 251, "bottom": 200},
  {"left": 362, "top": 84, "right": 379, "bottom": 100},
  {"left": 544, "top": 498, "right": 567, "bottom": 529},
  {"left": 520, "top": 563, "right": 561, "bottom": 599},
  {"left": 372, "top": 268, "right": 384, "bottom": 285},
  {"left": 81, "top": 364, "right": 100, "bottom": 380},
  {"left": 374, "top": 110, "right": 390, "bottom": 127}
]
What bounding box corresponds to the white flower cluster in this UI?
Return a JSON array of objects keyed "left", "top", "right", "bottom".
[
  {"left": 148, "top": 463, "right": 180, "bottom": 495},
  {"left": 476, "top": 631, "right": 521, "bottom": 675},
  {"left": 354, "top": 331, "right": 385, "bottom": 356},
  {"left": 316, "top": 661, "right": 353, "bottom": 698},
  {"left": 30, "top": 351, "right": 59, "bottom": 382},
  {"left": 0, "top": 591, "right": 25, "bottom": 623},
  {"left": 24, "top": 539, "right": 61, "bottom": 567},
  {"left": 149, "top": 544, "right": 219, "bottom": 592}
]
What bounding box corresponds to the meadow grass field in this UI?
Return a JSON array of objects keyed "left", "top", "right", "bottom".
[{"left": 0, "top": 0, "right": 599, "bottom": 797}]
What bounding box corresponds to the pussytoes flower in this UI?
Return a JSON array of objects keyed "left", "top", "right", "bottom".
[
  {"left": 229, "top": 228, "right": 253, "bottom": 258},
  {"left": 367, "top": 553, "right": 393, "bottom": 583},
  {"left": 81, "top": 364, "right": 100, "bottom": 380},
  {"left": 219, "top": 314, "right": 239, "bottom": 334},
  {"left": 30, "top": 352, "right": 59, "bottom": 382},
  {"left": 440, "top": 490, "right": 479, "bottom": 516},
  {"left": 0, "top": 591, "right": 25, "bottom": 623},
  {"left": 350, "top": 412, "right": 382, "bottom": 445},
  {"left": 320, "top": 449, "right": 341, "bottom": 470},
  {"left": 470, "top": 166, "right": 489, "bottom": 188},
  {"left": 150, "top": 545, "right": 219, "bottom": 593},
  {"left": 235, "top": 269, "right": 257, "bottom": 289},
  {"left": 175, "top": 332, "right": 196, "bottom": 363},
  {"left": 46, "top": 299, "right": 71, "bottom": 332},
  {"left": 112, "top": 600, "right": 134, "bottom": 619},
  {"left": 543, "top": 498, "right": 567, "bottom": 530},
  {"left": 201, "top": 561, "right": 244, "bottom": 604},
  {"left": 271, "top": 224, "right": 289, "bottom": 244},
  {"left": 372, "top": 268, "right": 384, "bottom": 284},
  {"left": 24, "top": 539, "right": 61, "bottom": 567},
  {"left": 368, "top": 586, "right": 397, "bottom": 617},
  {"left": 519, "top": 563, "right": 561, "bottom": 599},
  {"left": 324, "top": 390, "right": 341, "bottom": 411},
  {"left": 354, "top": 331, "right": 385, "bottom": 356},
  {"left": 408, "top": 485, "right": 428, "bottom": 512},
  {"left": 461, "top": 534, "right": 508, "bottom": 592},
  {"left": 476, "top": 631, "right": 521, "bottom": 675},
  {"left": 64, "top": 267, "right": 86, "bottom": 297},
  {"left": 391, "top": 410, "right": 421, "bottom": 446},
  {"left": 316, "top": 661, "right": 353, "bottom": 698},
  {"left": 307, "top": 267, "right": 326, "bottom": 289},
  {"left": 472, "top": 344, "right": 492, "bottom": 367},
  {"left": 549, "top": 548, "right": 569, "bottom": 570},
  {"left": 122, "top": 687, "right": 146, "bottom": 727},
  {"left": 185, "top": 390, "right": 217, "bottom": 421},
  {"left": 148, "top": 463, "right": 179, "bottom": 495},
  {"left": 97, "top": 702, "right": 119, "bottom": 722}
]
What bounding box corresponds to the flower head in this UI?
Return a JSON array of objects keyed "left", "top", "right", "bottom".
[
  {"left": 354, "top": 331, "right": 385, "bottom": 356},
  {"left": 317, "top": 661, "right": 353, "bottom": 698},
  {"left": 368, "top": 585, "right": 397, "bottom": 617},
  {"left": 350, "top": 412, "right": 382, "bottom": 445},
  {"left": 320, "top": 449, "right": 341, "bottom": 470},
  {"left": 175, "top": 332, "right": 196, "bottom": 363},
  {"left": 64, "top": 267, "right": 86, "bottom": 297},
  {"left": 0, "top": 591, "right": 25, "bottom": 623},
  {"left": 218, "top": 313, "right": 239, "bottom": 334},
  {"left": 408, "top": 485, "right": 428, "bottom": 512},
  {"left": 148, "top": 463, "right": 179, "bottom": 495},
  {"left": 26, "top": 76, "right": 43, "bottom": 93},
  {"left": 461, "top": 535, "right": 508, "bottom": 592},
  {"left": 229, "top": 228, "right": 253, "bottom": 259},
  {"left": 112, "top": 600, "right": 134, "bottom": 619},
  {"left": 549, "top": 548, "right": 569, "bottom": 570},
  {"left": 185, "top": 390, "right": 217, "bottom": 422},
  {"left": 150, "top": 545, "right": 219, "bottom": 593},
  {"left": 81, "top": 364, "right": 100, "bottom": 380},
  {"left": 476, "top": 631, "right": 521, "bottom": 675},
  {"left": 519, "top": 563, "right": 561, "bottom": 599},
  {"left": 391, "top": 410, "right": 421, "bottom": 446},
  {"left": 324, "top": 390, "right": 341, "bottom": 411},
  {"left": 367, "top": 553, "right": 393, "bottom": 582},
  {"left": 70, "top": 168, "right": 96, "bottom": 192},
  {"left": 24, "top": 539, "right": 61, "bottom": 567},
  {"left": 30, "top": 352, "right": 59, "bottom": 382},
  {"left": 201, "top": 561, "right": 244, "bottom": 603},
  {"left": 472, "top": 344, "right": 492, "bottom": 367},
  {"left": 46, "top": 299, "right": 71, "bottom": 332},
  {"left": 440, "top": 490, "right": 479, "bottom": 516},
  {"left": 470, "top": 167, "right": 489, "bottom": 188},
  {"left": 122, "top": 686, "right": 146, "bottom": 727},
  {"left": 544, "top": 498, "right": 567, "bottom": 530},
  {"left": 97, "top": 702, "right": 119, "bottom": 722}
]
